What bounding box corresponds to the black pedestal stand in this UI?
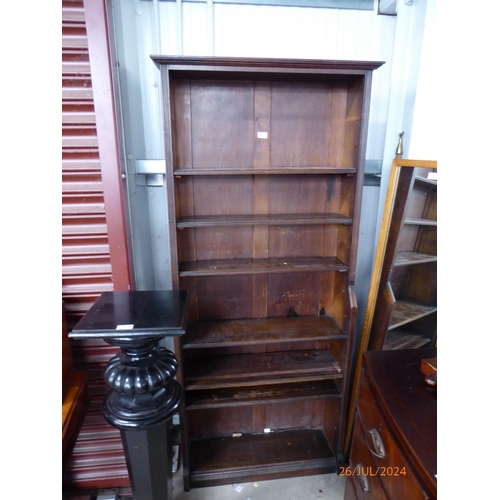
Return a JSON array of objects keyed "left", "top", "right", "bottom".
[{"left": 70, "top": 291, "right": 189, "bottom": 500}]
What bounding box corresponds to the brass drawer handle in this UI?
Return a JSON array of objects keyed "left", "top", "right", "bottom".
[
  {"left": 367, "top": 428, "right": 386, "bottom": 458},
  {"left": 356, "top": 463, "right": 370, "bottom": 493}
]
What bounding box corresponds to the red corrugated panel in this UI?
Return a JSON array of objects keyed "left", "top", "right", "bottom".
[
  {"left": 62, "top": 0, "right": 128, "bottom": 492},
  {"left": 62, "top": 1, "right": 113, "bottom": 332},
  {"left": 63, "top": 397, "right": 130, "bottom": 491}
]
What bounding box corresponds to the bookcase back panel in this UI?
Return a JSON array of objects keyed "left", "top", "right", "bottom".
[
  {"left": 193, "top": 227, "right": 255, "bottom": 260},
  {"left": 179, "top": 272, "right": 341, "bottom": 321},
  {"left": 396, "top": 225, "right": 436, "bottom": 256},
  {"left": 342, "top": 78, "right": 365, "bottom": 170},
  {"left": 190, "top": 80, "right": 255, "bottom": 169},
  {"left": 176, "top": 174, "right": 349, "bottom": 218},
  {"left": 405, "top": 263, "right": 437, "bottom": 305},
  {"left": 415, "top": 226, "right": 437, "bottom": 255},
  {"left": 186, "top": 275, "right": 256, "bottom": 320},
  {"left": 389, "top": 263, "right": 437, "bottom": 306},
  {"left": 186, "top": 399, "right": 337, "bottom": 440},
  {"left": 268, "top": 175, "right": 343, "bottom": 214},
  {"left": 406, "top": 184, "right": 437, "bottom": 221},
  {"left": 269, "top": 82, "right": 347, "bottom": 167},
  {"left": 170, "top": 77, "right": 364, "bottom": 170},
  {"left": 192, "top": 175, "right": 255, "bottom": 215}
]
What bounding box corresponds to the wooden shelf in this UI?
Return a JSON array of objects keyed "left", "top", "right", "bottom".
[
  {"left": 189, "top": 428, "right": 337, "bottom": 488},
  {"left": 383, "top": 328, "right": 432, "bottom": 350},
  {"left": 177, "top": 213, "right": 352, "bottom": 228},
  {"left": 182, "top": 316, "right": 346, "bottom": 349},
  {"left": 394, "top": 251, "right": 437, "bottom": 267},
  {"left": 185, "top": 379, "right": 341, "bottom": 410},
  {"left": 179, "top": 257, "right": 348, "bottom": 277},
  {"left": 388, "top": 299, "right": 437, "bottom": 330},
  {"left": 414, "top": 175, "right": 437, "bottom": 187},
  {"left": 184, "top": 349, "right": 342, "bottom": 390},
  {"left": 173, "top": 167, "right": 357, "bottom": 176}
]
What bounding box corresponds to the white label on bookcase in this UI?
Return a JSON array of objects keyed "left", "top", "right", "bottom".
[
  {"left": 116, "top": 324, "right": 134, "bottom": 330},
  {"left": 257, "top": 131, "right": 268, "bottom": 139}
]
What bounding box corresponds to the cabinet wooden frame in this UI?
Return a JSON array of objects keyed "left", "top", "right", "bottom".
[
  {"left": 344, "top": 157, "right": 437, "bottom": 457},
  {"left": 152, "top": 56, "right": 383, "bottom": 490}
]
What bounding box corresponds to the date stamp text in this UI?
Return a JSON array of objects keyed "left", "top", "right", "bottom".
[{"left": 339, "top": 466, "right": 407, "bottom": 477}]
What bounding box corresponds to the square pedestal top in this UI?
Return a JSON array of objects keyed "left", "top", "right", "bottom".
[{"left": 70, "top": 290, "right": 189, "bottom": 339}]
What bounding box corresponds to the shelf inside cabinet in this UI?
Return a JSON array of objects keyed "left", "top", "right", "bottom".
[
  {"left": 179, "top": 257, "right": 348, "bottom": 277},
  {"left": 388, "top": 299, "right": 437, "bottom": 330},
  {"left": 182, "top": 316, "right": 346, "bottom": 349},
  {"left": 184, "top": 349, "right": 342, "bottom": 390},
  {"left": 173, "top": 167, "right": 357, "bottom": 176},
  {"left": 185, "top": 379, "right": 341, "bottom": 410},
  {"left": 394, "top": 251, "right": 437, "bottom": 267},
  {"left": 189, "top": 428, "right": 337, "bottom": 487},
  {"left": 177, "top": 213, "right": 352, "bottom": 228},
  {"left": 383, "top": 327, "right": 432, "bottom": 350},
  {"left": 414, "top": 175, "right": 437, "bottom": 187}
]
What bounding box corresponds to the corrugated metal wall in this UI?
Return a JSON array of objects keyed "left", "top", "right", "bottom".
[
  {"left": 62, "top": 0, "right": 129, "bottom": 491},
  {"left": 62, "top": 0, "right": 114, "bottom": 330}
]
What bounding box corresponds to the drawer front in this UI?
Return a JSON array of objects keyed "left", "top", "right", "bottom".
[
  {"left": 344, "top": 476, "right": 359, "bottom": 500},
  {"left": 347, "top": 413, "right": 388, "bottom": 499},
  {"left": 357, "top": 376, "right": 429, "bottom": 500}
]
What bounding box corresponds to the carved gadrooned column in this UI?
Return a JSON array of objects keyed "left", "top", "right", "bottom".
[{"left": 70, "top": 290, "right": 189, "bottom": 500}]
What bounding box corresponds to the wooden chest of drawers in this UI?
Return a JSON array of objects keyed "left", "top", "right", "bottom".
[{"left": 344, "top": 349, "right": 437, "bottom": 499}]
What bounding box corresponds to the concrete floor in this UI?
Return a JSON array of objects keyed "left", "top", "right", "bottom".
[
  {"left": 98, "top": 470, "right": 347, "bottom": 500},
  {"left": 171, "top": 471, "right": 346, "bottom": 500}
]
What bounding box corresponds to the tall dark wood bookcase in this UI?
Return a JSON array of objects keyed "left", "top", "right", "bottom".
[{"left": 152, "top": 56, "right": 383, "bottom": 490}]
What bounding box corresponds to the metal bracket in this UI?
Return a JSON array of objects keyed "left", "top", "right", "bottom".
[{"left": 135, "top": 159, "right": 166, "bottom": 187}]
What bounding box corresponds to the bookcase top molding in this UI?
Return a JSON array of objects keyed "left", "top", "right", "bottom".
[{"left": 151, "top": 55, "right": 385, "bottom": 73}]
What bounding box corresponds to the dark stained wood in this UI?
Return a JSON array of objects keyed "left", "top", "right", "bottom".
[
  {"left": 185, "top": 379, "right": 341, "bottom": 409},
  {"left": 179, "top": 257, "right": 348, "bottom": 277},
  {"left": 383, "top": 329, "right": 432, "bottom": 350},
  {"left": 184, "top": 349, "right": 342, "bottom": 389},
  {"left": 189, "top": 428, "right": 336, "bottom": 488},
  {"left": 173, "top": 167, "right": 357, "bottom": 175},
  {"left": 151, "top": 54, "right": 384, "bottom": 72},
  {"left": 394, "top": 251, "right": 437, "bottom": 266},
  {"left": 177, "top": 212, "right": 352, "bottom": 228},
  {"left": 358, "top": 349, "right": 437, "bottom": 499},
  {"left": 69, "top": 290, "right": 189, "bottom": 338},
  {"left": 155, "top": 56, "right": 382, "bottom": 490},
  {"left": 349, "top": 414, "right": 388, "bottom": 499},
  {"left": 182, "top": 315, "right": 345, "bottom": 348},
  {"left": 343, "top": 476, "right": 360, "bottom": 500},
  {"left": 389, "top": 299, "right": 437, "bottom": 329}
]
